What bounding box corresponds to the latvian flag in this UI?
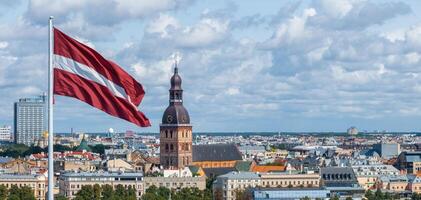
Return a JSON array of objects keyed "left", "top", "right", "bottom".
[{"left": 53, "top": 28, "right": 151, "bottom": 127}]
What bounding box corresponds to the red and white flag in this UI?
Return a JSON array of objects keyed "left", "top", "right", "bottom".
[{"left": 53, "top": 28, "right": 151, "bottom": 127}]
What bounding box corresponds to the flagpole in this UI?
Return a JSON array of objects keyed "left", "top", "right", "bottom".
[{"left": 48, "top": 16, "right": 54, "bottom": 200}]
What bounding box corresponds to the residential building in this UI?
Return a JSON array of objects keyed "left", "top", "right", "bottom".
[
  {"left": 396, "top": 151, "right": 421, "bottom": 174},
  {"left": 378, "top": 175, "right": 408, "bottom": 192},
  {"left": 408, "top": 175, "right": 421, "bottom": 193},
  {"left": 213, "top": 172, "right": 261, "bottom": 200},
  {"left": 260, "top": 173, "right": 320, "bottom": 188},
  {"left": 160, "top": 65, "right": 192, "bottom": 169},
  {"left": 0, "top": 174, "right": 47, "bottom": 200},
  {"left": 14, "top": 95, "right": 47, "bottom": 146},
  {"left": 143, "top": 176, "right": 206, "bottom": 191},
  {"left": 321, "top": 167, "right": 359, "bottom": 187},
  {"left": 0, "top": 125, "right": 12, "bottom": 142},
  {"left": 320, "top": 167, "right": 365, "bottom": 198},
  {"left": 58, "top": 172, "right": 143, "bottom": 199},
  {"left": 352, "top": 164, "right": 400, "bottom": 189},
  {"left": 213, "top": 171, "right": 320, "bottom": 200}
]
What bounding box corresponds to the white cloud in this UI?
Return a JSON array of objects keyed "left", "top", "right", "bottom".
[
  {"left": 0, "top": 41, "right": 8, "bottom": 49},
  {"left": 146, "top": 14, "right": 180, "bottom": 38}
]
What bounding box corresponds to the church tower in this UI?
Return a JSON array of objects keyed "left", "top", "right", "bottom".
[{"left": 160, "top": 63, "right": 192, "bottom": 169}]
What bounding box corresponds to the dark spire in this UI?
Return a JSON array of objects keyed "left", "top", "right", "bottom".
[{"left": 161, "top": 60, "right": 190, "bottom": 124}]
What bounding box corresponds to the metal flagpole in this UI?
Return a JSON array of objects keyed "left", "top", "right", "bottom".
[{"left": 48, "top": 16, "right": 54, "bottom": 200}]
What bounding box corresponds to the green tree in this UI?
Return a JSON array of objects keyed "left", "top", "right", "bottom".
[
  {"left": 375, "top": 188, "right": 384, "bottom": 199},
  {"left": 53, "top": 144, "right": 73, "bottom": 153},
  {"left": 365, "top": 190, "right": 374, "bottom": 200},
  {"left": 412, "top": 192, "right": 421, "bottom": 200},
  {"left": 329, "top": 196, "right": 339, "bottom": 200},
  {"left": 74, "top": 185, "right": 94, "bottom": 200},
  {"left": 55, "top": 194, "right": 68, "bottom": 200},
  {"left": 90, "top": 144, "right": 106, "bottom": 155},
  {"left": 141, "top": 193, "right": 161, "bottom": 200},
  {"left": 156, "top": 187, "right": 170, "bottom": 199},
  {"left": 93, "top": 184, "right": 102, "bottom": 200},
  {"left": 0, "top": 185, "right": 7, "bottom": 200},
  {"left": 345, "top": 197, "right": 353, "bottom": 200},
  {"left": 125, "top": 186, "right": 136, "bottom": 200},
  {"left": 8, "top": 185, "right": 35, "bottom": 200},
  {"left": 114, "top": 185, "right": 126, "bottom": 199},
  {"left": 101, "top": 185, "right": 114, "bottom": 200},
  {"left": 300, "top": 197, "right": 311, "bottom": 200}
]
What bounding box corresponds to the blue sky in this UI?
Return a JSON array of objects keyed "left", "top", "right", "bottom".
[{"left": 1, "top": 0, "right": 421, "bottom": 133}]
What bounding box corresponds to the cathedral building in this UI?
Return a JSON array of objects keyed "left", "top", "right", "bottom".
[
  {"left": 159, "top": 63, "right": 242, "bottom": 175},
  {"left": 160, "top": 64, "right": 192, "bottom": 169}
]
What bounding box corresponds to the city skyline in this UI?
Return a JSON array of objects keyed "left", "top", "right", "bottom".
[{"left": 2, "top": 0, "right": 421, "bottom": 132}]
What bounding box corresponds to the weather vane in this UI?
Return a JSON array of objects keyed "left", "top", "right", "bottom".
[{"left": 173, "top": 52, "right": 181, "bottom": 67}]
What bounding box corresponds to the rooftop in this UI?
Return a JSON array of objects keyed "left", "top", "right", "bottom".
[
  {"left": 192, "top": 144, "right": 242, "bottom": 162},
  {"left": 218, "top": 171, "right": 261, "bottom": 179}
]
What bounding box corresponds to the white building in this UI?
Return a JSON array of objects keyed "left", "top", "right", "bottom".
[
  {"left": 0, "top": 126, "right": 11, "bottom": 142},
  {"left": 59, "top": 172, "right": 143, "bottom": 199},
  {"left": 163, "top": 167, "right": 193, "bottom": 177}
]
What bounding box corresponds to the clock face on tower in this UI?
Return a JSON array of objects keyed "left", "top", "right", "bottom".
[{"left": 167, "top": 115, "right": 173, "bottom": 123}]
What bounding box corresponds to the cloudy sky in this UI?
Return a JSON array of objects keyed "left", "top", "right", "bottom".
[{"left": 1, "top": 0, "right": 421, "bottom": 133}]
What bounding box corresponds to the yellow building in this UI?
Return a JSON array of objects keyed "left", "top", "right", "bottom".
[
  {"left": 260, "top": 173, "right": 320, "bottom": 188},
  {"left": 0, "top": 174, "right": 47, "bottom": 200},
  {"left": 377, "top": 175, "right": 408, "bottom": 192}
]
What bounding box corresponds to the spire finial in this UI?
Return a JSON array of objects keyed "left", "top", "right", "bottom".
[{"left": 173, "top": 52, "right": 180, "bottom": 74}]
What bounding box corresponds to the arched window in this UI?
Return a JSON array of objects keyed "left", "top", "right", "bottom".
[
  {"left": 175, "top": 93, "right": 179, "bottom": 99},
  {"left": 165, "top": 130, "right": 168, "bottom": 138},
  {"left": 165, "top": 144, "right": 169, "bottom": 152},
  {"left": 170, "top": 131, "right": 173, "bottom": 138},
  {"left": 170, "top": 144, "right": 174, "bottom": 151}
]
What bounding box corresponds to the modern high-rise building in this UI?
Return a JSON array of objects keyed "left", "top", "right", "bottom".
[
  {"left": 374, "top": 143, "right": 400, "bottom": 159},
  {"left": 160, "top": 64, "right": 192, "bottom": 169},
  {"left": 0, "top": 125, "right": 12, "bottom": 142},
  {"left": 14, "top": 94, "right": 47, "bottom": 146}
]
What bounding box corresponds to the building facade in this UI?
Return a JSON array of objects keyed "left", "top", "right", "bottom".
[
  {"left": 213, "top": 171, "right": 321, "bottom": 200},
  {"left": 0, "top": 125, "right": 12, "bottom": 142},
  {"left": 58, "top": 172, "right": 143, "bottom": 199},
  {"left": 373, "top": 143, "right": 400, "bottom": 159},
  {"left": 352, "top": 164, "right": 400, "bottom": 189},
  {"left": 160, "top": 65, "right": 192, "bottom": 169},
  {"left": 14, "top": 95, "right": 47, "bottom": 146},
  {"left": 0, "top": 174, "right": 47, "bottom": 200},
  {"left": 143, "top": 176, "right": 206, "bottom": 191}
]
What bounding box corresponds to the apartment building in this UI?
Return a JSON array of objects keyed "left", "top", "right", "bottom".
[
  {"left": 352, "top": 164, "right": 400, "bottom": 189},
  {"left": 143, "top": 176, "right": 206, "bottom": 191},
  {"left": 213, "top": 171, "right": 320, "bottom": 200},
  {"left": 58, "top": 172, "right": 143, "bottom": 199},
  {"left": 0, "top": 174, "right": 47, "bottom": 200}
]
